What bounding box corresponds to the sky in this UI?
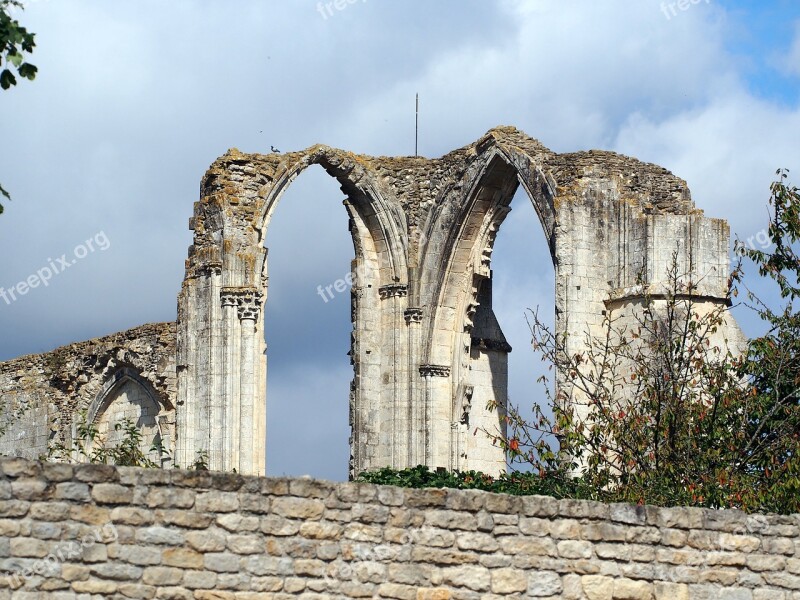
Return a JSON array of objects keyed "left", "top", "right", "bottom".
[{"left": 1, "top": 0, "right": 799, "bottom": 481}]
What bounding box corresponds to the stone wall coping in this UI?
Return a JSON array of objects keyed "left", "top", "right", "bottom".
[{"left": 3, "top": 457, "right": 796, "bottom": 530}]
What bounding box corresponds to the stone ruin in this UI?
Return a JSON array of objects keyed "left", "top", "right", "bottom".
[{"left": 0, "top": 126, "right": 745, "bottom": 478}]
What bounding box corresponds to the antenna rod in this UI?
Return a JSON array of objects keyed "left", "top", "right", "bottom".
[{"left": 415, "top": 93, "right": 419, "bottom": 157}]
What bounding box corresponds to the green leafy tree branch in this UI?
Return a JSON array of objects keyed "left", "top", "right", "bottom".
[{"left": 0, "top": 0, "right": 38, "bottom": 214}]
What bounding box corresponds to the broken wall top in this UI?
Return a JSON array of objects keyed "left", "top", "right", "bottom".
[{"left": 187, "top": 126, "right": 696, "bottom": 274}]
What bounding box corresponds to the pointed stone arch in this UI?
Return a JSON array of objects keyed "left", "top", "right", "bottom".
[
  {"left": 83, "top": 367, "right": 173, "bottom": 467},
  {"left": 177, "top": 146, "right": 408, "bottom": 474},
  {"left": 176, "top": 126, "right": 744, "bottom": 477},
  {"left": 417, "top": 138, "right": 557, "bottom": 472}
]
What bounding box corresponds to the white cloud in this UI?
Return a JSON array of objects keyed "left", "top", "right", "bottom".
[
  {"left": 614, "top": 92, "right": 800, "bottom": 242},
  {"left": 339, "top": 0, "right": 738, "bottom": 154},
  {"left": 780, "top": 20, "right": 800, "bottom": 76}
]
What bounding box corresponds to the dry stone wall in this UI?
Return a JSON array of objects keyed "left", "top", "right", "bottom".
[{"left": 1, "top": 457, "right": 799, "bottom": 599}]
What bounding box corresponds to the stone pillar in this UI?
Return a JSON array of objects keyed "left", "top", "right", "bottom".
[
  {"left": 176, "top": 264, "right": 222, "bottom": 470},
  {"left": 199, "top": 287, "right": 264, "bottom": 476},
  {"left": 256, "top": 310, "right": 267, "bottom": 477},
  {"left": 237, "top": 289, "right": 264, "bottom": 476},
  {"left": 379, "top": 284, "right": 408, "bottom": 468},
  {"left": 404, "top": 308, "right": 423, "bottom": 466},
  {"left": 175, "top": 284, "right": 194, "bottom": 469},
  {"left": 419, "top": 364, "right": 451, "bottom": 469},
  {"left": 208, "top": 266, "right": 224, "bottom": 471},
  {"left": 220, "top": 290, "right": 240, "bottom": 471}
]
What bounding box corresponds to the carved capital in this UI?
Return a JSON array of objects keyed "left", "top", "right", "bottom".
[
  {"left": 379, "top": 284, "right": 408, "bottom": 300},
  {"left": 404, "top": 308, "right": 423, "bottom": 324},
  {"left": 220, "top": 291, "right": 239, "bottom": 308},
  {"left": 201, "top": 262, "right": 223, "bottom": 278},
  {"left": 238, "top": 300, "right": 262, "bottom": 321},
  {"left": 220, "top": 287, "right": 264, "bottom": 321},
  {"left": 419, "top": 364, "right": 451, "bottom": 378}
]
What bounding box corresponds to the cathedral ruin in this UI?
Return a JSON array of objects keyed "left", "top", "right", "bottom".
[{"left": 0, "top": 127, "right": 745, "bottom": 477}]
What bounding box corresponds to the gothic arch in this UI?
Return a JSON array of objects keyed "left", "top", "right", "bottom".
[
  {"left": 177, "top": 145, "right": 409, "bottom": 474},
  {"left": 254, "top": 148, "right": 408, "bottom": 285},
  {"left": 418, "top": 142, "right": 557, "bottom": 471},
  {"left": 83, "top": 367, "right": 173, "bottom": 466},
  {"left": 252, "top": 152, "right": 408, "bottom": 477},
  {"left": 176, "top": 126, "right": 743, "bottom": 477}
]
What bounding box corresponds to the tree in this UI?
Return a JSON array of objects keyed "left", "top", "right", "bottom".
[
  {"left": 733, "top": 169, "right": 800, "bottom": 511},
  {"left": 0, "top": 0, "right": 38, "bottom": 214},
  {"left": 483, "top": 171, "right": 800, "bottom": 512}
]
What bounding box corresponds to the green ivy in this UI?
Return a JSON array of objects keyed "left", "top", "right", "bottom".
[{"left": 357, "top": 465, "right": 596, "bottom": 500}]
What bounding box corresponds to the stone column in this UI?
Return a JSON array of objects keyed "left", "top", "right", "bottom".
[
  {"left": 204, "top": 286, "right": 264, "bottom": 476},
  {"left": 237, "top": 289, "right": 264, "bottom": 476},
  {"left": 220, "top": 290, "right": 240, "bottom": 471},
  {"left": 175, "top": 283, "right": 194, "bottom": 469},
  {"left": 176, "top": 264, "right": 221, "bottom": 469},
  {"left": 419, "top": 364, "right": 451, "bottom": 469},
  {"left": 404, "top": 308, "right": 423, "bottom": 466},
  {"left": 207, "top": 265, "right": 223, "bottom": 472},
  {"left": 379, "top": 284, "right": 408, "bottom": 468}
]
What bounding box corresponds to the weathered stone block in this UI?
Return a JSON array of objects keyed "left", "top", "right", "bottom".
[
  {"left": 91, "top": 483, "right": 133, "bottom": 504},
  {"left": 491, "top": 567, "right": 528, "bottom": 594},
  {"left": 271, "top": 497, "right": 324, "bottom": 520}
]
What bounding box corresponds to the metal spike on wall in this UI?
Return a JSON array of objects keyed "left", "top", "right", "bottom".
[{"left": 415, "top": 93, "right": 419, "bottom": 157}]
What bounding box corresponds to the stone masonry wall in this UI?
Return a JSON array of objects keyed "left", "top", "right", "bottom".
[
  {"left": 1, "top": 457, "right": 799, "bottom": 599},
  {"left": 0, "top": 323, "right": 177, "bottom": 461}
]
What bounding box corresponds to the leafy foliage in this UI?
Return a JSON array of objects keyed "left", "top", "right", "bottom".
[
  {"left": 502, "top": 258, "right": 765, "bottom": 509},
  {"left": 362, "top": 172, "right": 800, "bottom": 514},
  {"left": 358, "top": 465, "right": 596, "bottom": 498},
  {"left": 0, "top": 1, "right": 36, "bottom": 90},
  {"left": 0, "top": 0, "right": 37, "bottom": 213},
  {"left": 189, "top": 449, "right": 210, "bottom": 471},
  {"left": 0, "top": 182, "right": 9, "bottom": 214},
  {"left": 47, "top": 410, "right": 163, "bottom": 468},
  {"left": 43, "top": 409, "right": 212, "bottom": 471},
  {"left": 45, "top": 410, "right": 214, "bottom": 472},
  {"left": 732, "top": 169, "right": 800, "bottom": 512}
]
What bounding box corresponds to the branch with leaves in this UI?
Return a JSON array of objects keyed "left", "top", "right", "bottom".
[
  {"left": 0, "top": 0, "right": 36, "bottom": 89},
  {"left": 0, "top": 0, "right": 37, "bottom": 214},
  {"left": 485, "top": 234, "right": 800, "bottom": 512}
]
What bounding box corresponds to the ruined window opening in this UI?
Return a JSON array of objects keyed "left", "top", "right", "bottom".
[
  {"left": 490, "top": 186, "right": 556, "bottom": 450},
  {"left": 86, "top": 368, "right": 170, "bottom": 467},
  {"left": 262, "top": 165, "right": 354, "bottom": 480}
]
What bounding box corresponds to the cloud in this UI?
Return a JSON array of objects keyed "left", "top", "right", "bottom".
[
  {"left": 782, "top": 20, "right": 800, "bottom": 76},
  {"left": 266, "top": 363, "right": 352, "bottom": 480},
  {"left": 614, "top": 92, "right": 800, "bottom": 247},
  {"left": 337, "top": 0, "right": 737, "bottom": 155}
]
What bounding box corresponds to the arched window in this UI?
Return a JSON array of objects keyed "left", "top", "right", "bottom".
[
  {"left": 263, "top": 165, "right": 353, "bottom": 480},
  {"left": 85, "top": 368, "right": 172, "bottom": 466},
  {"left": 488, "top": 186, "right": 556, "bottom": 464}
]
